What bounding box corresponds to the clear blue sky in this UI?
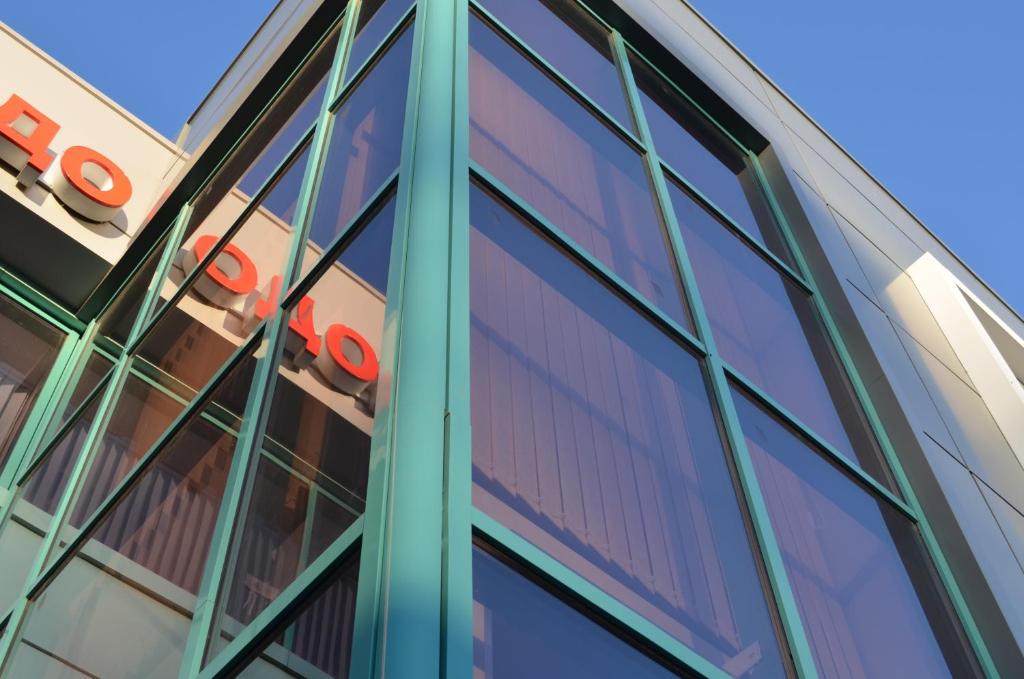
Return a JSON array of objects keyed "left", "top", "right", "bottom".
[{"left": 3, "top": 0, "right": 1021, "bottom": 313}]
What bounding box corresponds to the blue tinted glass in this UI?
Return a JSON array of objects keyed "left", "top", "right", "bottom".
[
  {"left": 345, "top": 0, "right": 414, "bottom": 84},
  {"left": 733, "top": 388, "right": 980, "bottom": 679},
  {"left": 474, "top": 546, "right": 680, "bottom": 679},
  {"left": 470, "top": 184, "right": 787, "bottom": 678}
]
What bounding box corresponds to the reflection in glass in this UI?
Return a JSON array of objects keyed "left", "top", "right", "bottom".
[
  {"left": 733, "top": 388, "right": 980, "bottom": 679},
  {"left": 476, "top": 0, "right": 634, "bottom": 131},
  {"left": 225, "top": 556, "right": 360, "bottom": 679},
  {"left": 345, "top": 0, "right": 413, "bottom": 84},
  {"left": 7, "top": 356, "right": 256, "bottom": 679},
  {"left": 669, "top": 179, "right": 893, "bottom": 486},
  {"left": 137, "top": 144, "right": 311, "bottom": 398},
  {"left": 58, "top": 351, "right": 114, "bottom": 426},
  {"left": 629, "top": 51, "right": 790, "bottom": 259},
  {"left": 0, "top": 294, "right": 65, "bottom": 472},
  {"left": 474, "top": 546, "right": 679, "bottom": 679},
  {"left": 206, "top": 197, "right": 396, "bottom": 665},
  {"left": 470, "top": 14, "right": 690, "bottom": 329},
  {"left": 470, "top": 185, "right": 786, "bottom": 678},
  {"left": 304, "top": 25, "right": 412, "bottom": 265}
]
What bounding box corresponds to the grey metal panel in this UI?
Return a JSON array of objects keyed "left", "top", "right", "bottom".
[{"left": 978, "top": 480, "right": 1024, "bottom": 571}]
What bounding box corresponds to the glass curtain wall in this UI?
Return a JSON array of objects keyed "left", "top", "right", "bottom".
[{"left": 0, "top": 1, "right": 995, "bottom": 678}]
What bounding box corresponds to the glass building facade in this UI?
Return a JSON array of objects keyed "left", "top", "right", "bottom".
[{"left": 0, "top": 0, "right": 1015, "bottom": 677}]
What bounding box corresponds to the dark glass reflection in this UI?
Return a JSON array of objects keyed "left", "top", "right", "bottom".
[
  {"left": 629, "top": 52, "right": 789, "bottom": 259},
  {"left": 474, "top": 546, "right": 681, "bottom": 679},
  {"left": 668, "top": 179, "right": 893, "bottom": 486},
  {"left": 58, "top": 351, "right": 114, "bottom": 426},
  {"left": 732, "top": 388, "right": 980, "bottom": 679},
  {"left": 470, "top": 13, "right": 690, "bottom": 329},
  {"left": 470, "top": 184, "right": 786, "bottom": 678},
  {"left": 476, "top": 0, "right": 634, "bottom": 131},
  {"left": 0, "top": 295, "right": 64, "bottom": 472},
  {"left": 304, "top": 25, "right": 412, "bottom": 265}
]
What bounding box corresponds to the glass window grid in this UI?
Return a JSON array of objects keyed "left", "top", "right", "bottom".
[{"left": 0, "top": 1, "right": 997, "bottom": 678}]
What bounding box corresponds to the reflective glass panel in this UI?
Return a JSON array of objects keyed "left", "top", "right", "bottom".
[
  {"left": 345, "top": 0, "right": 414, "bottom": 84},
  {"left": 8, "top": 355, "right": 256, "bottom": 679},
  {"left": 303, "top": 24, "right": 413, "bottom": 266},
  {"left": 220, "top": 555, "right": 360, "bottom": 679},
  {"left": 470, "top": 13, "right": 690, "bottom": 329},
  {"left": 630, "top": 51, "right": 790, "bottom": 259},
  {"left": 732, "top": 388, "right": 980, "bottom": 679},
  {"left": 58, "top": 351, "right": 114, "bottom": 426},
  {"left": 470, "top": 184, "right": 786, "bottom": 678},
  {"left": 668, "top": 179, "right": 892, "bottom": 486},
  {"left": 0, "top": 294, "right": 65, "bottom": 472},
  {"left": 474, "top": 546, "right": 680, "bottom": 678},
  {"left": 206, "top": 196, "right": 396, "bottom": 664},
  {"left": 476, "top": 0, "right": 635, "bottom": 131}
]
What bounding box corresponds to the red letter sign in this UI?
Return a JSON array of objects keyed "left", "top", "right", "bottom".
[
  {"left": 184, "top": 234, "right": 259, "bottom": 309},
  {"left": 52, "top": 145, "right": 133, "bottom": 222},
  {"left": 315, "top": 323, "right": 379, "bottom": 395},
  {"left": 0, "top": 94, "right": 59, "bottom": 184}
]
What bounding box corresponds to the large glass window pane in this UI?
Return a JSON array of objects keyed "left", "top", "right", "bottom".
[
  {"left": 205, "top": 196, "right": 396, "bottom": 664},
  {"left": 668, "top": 179, "right": 892, "bottom": 486},
  {"left": 732, "top": 388, "right": 980, "bottom": 679},
  {"left": 470, "top": 14, "right": 690, "bottom": 329},
  {"left": 303, "top": 24, "right": 412, "bottom": 266},
  {"left": 7, "top": 354, "right": 256, "bottom": 679},
  {"left": 630, "top": 52, "right": 790, "bottom": 260},
  {"left": 470, "top": 185, "right": 786, "bottom": 678},
  {"left": 474, "top": 545, "right": 681, "bottom": 678},
  {"left": 344, "top": 0, "right": 413, "bottom": 84},
  {"left": 476, "top": 0, "right": 635, "bottom": 132},
  {"left": 0, "top": 294, "right": 65, "bottom": 472}
]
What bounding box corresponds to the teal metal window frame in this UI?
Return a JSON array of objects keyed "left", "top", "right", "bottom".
[{"left": 0, "top": 0, "right": 999, "bottom": 678}]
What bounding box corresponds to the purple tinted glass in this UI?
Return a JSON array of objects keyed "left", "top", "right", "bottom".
[
  {"left": 345, "top": 0, "right": 413, "bottom": 84},
  {"left": 476, "top": 0, "right": 635, "bottom": 131},
  {"left": 469, "top": 184, "right": 787, "bottom": 678},
  {"left": 669, "top": 179, "right": 893, "bottom": 487},
  {"left": 733, "top": 388, "right": 980, "bottom": 679},
  {"left": 470, "top": 14, "right": 690, "bottom": 330}
]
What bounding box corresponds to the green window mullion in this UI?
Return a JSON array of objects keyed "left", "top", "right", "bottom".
[
  {"left": 0, "top": 270, "right": 85, "bottom": 336},
  {"left": 347, "top": 0, "right": 459, "bottom": 677},
  {"left": 468, "top": 0, "right": 643, "bottom": 151},
  {"left": 468, "top": 161, "right": 706, "bottom": 358},
  {"left": 746, "top": 154, "right": 1001, "bottom": 678},
  {"left": 0, "top": 204, "right": 194, "bottom": 675},
  {"left": 612, "top": 30, "right": 820, "bottom": 679},
  {"left": 442, "top": 0, "right": 471, "bottom": 676},
  {"left": 176, "top": 9, "right": 361, "bottom": 676}
]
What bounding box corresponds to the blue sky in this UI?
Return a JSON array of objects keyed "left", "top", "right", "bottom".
[{"left": 3, "top": 0, "right": 1021, "bottom": 313}]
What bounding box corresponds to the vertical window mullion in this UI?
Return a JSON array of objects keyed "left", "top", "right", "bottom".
[
  {"left": 175, "top": 8, "right": 363, "bottom": 676},
  {"left": 611, "top": 29, "right": 819, "bottom": 679}
]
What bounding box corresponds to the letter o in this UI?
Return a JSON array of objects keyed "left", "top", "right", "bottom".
[
  {"left": 314, "top": 323, "right": 379, "bottom": 394},
  {"left": 185, "top": 234, "right": 259, "bottom": 309},
  {"left": 52, "top": 145, "right": 133, "bottom": 222}
]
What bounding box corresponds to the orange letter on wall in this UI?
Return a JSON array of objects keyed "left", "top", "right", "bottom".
[
  {"left": 184, "top": 234, "right": 259, "bottom": 309},
  {"left": 0, "top": 94, "right": 59, "bottom": 184},
  {"left": 52, "top": 145, "right": 133, "bottom": 222},
  {"left": 314, "top": 323, "right": 379, "bottom": 395}
]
